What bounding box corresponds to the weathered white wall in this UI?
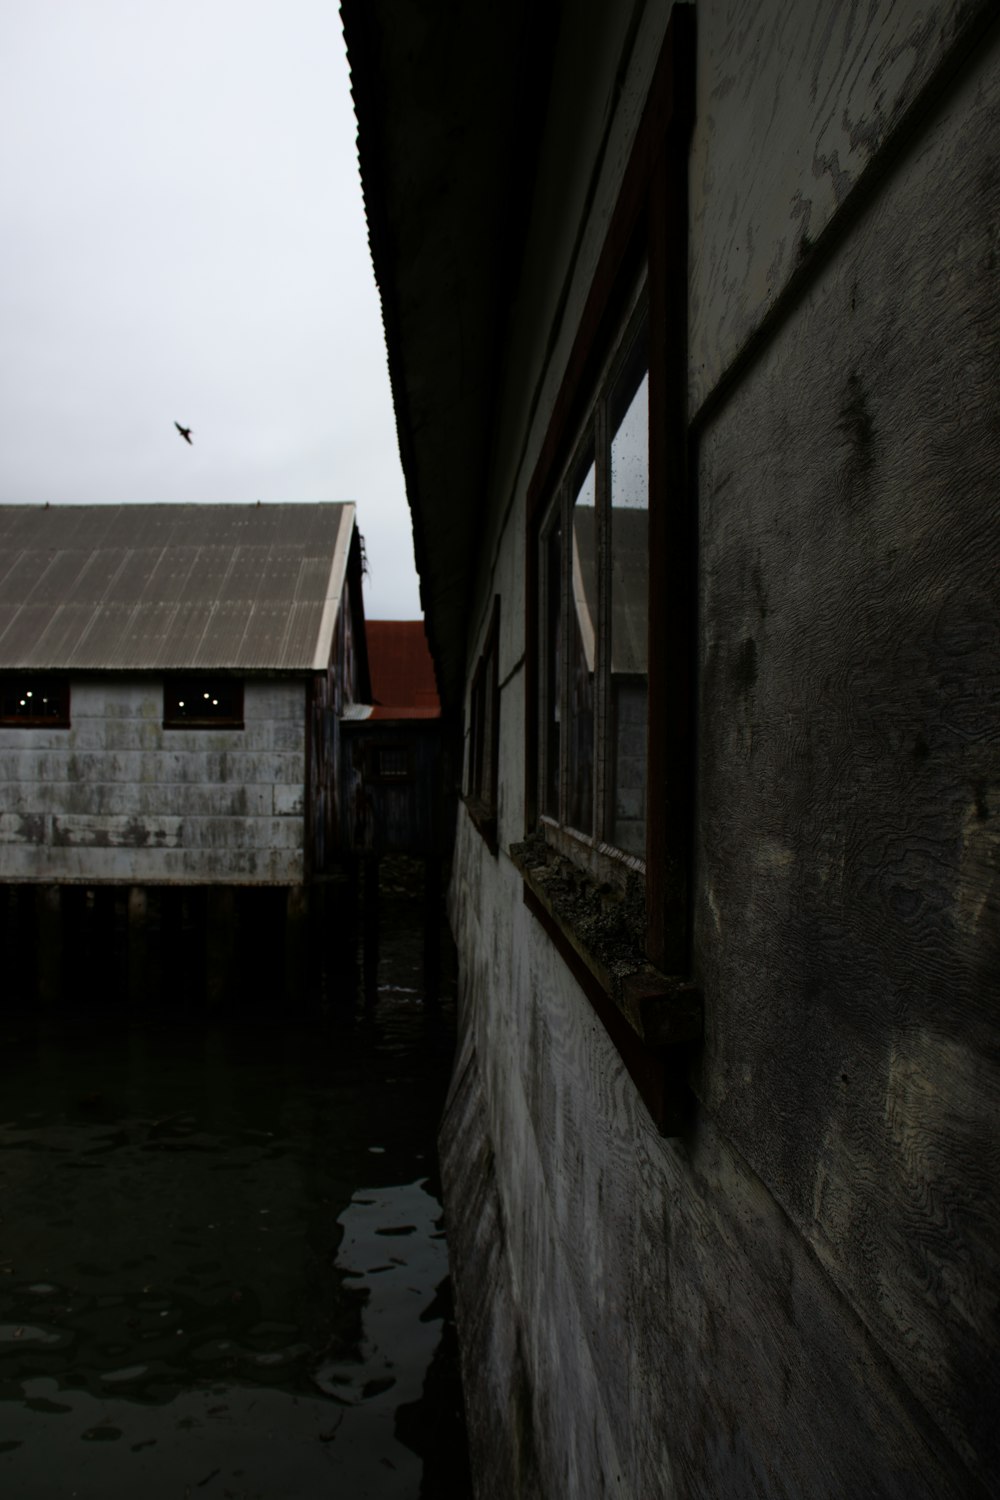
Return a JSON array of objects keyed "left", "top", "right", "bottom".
[
  {"left": 0, "top": 677, "right": 307, "bottom": 884},
  {"left": 442, "top": 1, "right": 999, "bottom": 1497}
]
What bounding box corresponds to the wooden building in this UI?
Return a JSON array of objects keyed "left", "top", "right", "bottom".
[
  {"left": 339, "top": 619, "right": 444, "bottom": 857},
  {"left": 343, "top": 3, "right": 999, "bottom": 1497},
  {"left": 0, "top": 502, "right": 368, "bottom": 995}
]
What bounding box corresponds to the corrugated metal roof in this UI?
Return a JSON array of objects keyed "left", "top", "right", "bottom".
[
  {"left": 0, "top": 504, "right": 355, "bottom": 672},
  {"left": 366, "top": 620, "right": 440, "bottom": 714}
]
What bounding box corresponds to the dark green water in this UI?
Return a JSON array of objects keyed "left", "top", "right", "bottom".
[{"left": 0, "top": 894, "right": 469, "bottom": 1498}]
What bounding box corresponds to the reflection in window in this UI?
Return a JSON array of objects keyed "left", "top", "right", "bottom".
[
  {"left": 535, "top": 298, "right": 649, "bottom": 863},
  {"left": 569, "top": 462, "right": 596, "bottom": 834},
  {"left": 542, "top": 516, "right": 562, "bottom": 820},
  {"left": 467, "top": 596, "right": 501, "bottom": 850},
  {"left": 609, "top": 344, "right": 649, "bottom": 856}
]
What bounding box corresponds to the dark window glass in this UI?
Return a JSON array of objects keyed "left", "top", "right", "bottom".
[
  {"left": 377, "top": 746, "right": 411, "bottom": 780},
  {"left": 466, "top": 597, "right": 501, "bottom": 851},
  {"left": 569, "top": 461, "right": 596, "bottom": 835},
  {"left": 609, "top": 339, "right": 649, "bottom": 856},
  {"left": 542, "top": 516, "right": 562, "bottom": 819},
  {"left": 0, "top": 677, "right": 70, "bottom": 727},
  {"left": 533, "top": 299, "right": 650, "bottom": 863},
  {"left": 164, "top": 679, "right": 244, "bottom": 728}
]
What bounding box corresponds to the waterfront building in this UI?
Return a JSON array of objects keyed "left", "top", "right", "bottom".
[
  {"left": 0, "top": 502, "right": 369, "bottom": 995},
  {"left": 343, "top": 3, "right": 1000, "bottom": 1495}
]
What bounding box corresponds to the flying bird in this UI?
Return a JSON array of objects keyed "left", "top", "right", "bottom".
[{"left": 174, "top": 422, "right": 193, "bottom": 445}]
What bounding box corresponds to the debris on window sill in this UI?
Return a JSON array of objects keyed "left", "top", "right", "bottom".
[{"left": 510, "top": 831, "right": 701, "bottom": 1047}]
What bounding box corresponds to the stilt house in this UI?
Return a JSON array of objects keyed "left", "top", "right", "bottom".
[
  {"left": 343, "top": 3, "right": 999, "bottom": 1497},
  {"left": 0, "top": 503, "right": 367, "bottom": 889},
  {"left": 339, "top": 619, "right": 445, "bottom": 856}
]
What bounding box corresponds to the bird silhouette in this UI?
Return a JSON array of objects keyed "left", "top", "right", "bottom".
[{"left": 174, "top": 422, "right": 193, "bottom": 445}]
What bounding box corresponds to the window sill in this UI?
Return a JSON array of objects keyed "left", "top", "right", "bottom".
[
  {"left": 162, "top": 720, "right": 245, "bottom": 731},
  {"left": 0, "top": 719, "right": 70, "bottom": 730},
  {"left": 510, "top": 833, "right": 700, "bottom": 1135},
  {"left": 463, "top": 794, "right": 498, "bottom": 856}
]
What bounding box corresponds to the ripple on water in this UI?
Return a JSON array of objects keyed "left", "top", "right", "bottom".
[{"left": 0, "top": 1324, "right": 65, "bottom": 1347}]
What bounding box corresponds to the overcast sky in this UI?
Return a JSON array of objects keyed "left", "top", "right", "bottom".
[{"left": 0, "top": 0, "right": 421, "bottom": 620}]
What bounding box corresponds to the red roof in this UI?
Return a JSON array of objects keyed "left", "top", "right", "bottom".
[{"left": 366, "top": 620, "right": 440, "bottom": 718}]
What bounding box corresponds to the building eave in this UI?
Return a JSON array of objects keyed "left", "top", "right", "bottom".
[{"left": 341, "top": 0, "right": 558, "bottom": 711}]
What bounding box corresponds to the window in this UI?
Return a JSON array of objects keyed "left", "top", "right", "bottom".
[
  {"left": 466, "top": 596, "right": 500, "bottom": 852},
  {"left": 540, "top": 294, "right": 649, "bottom": 860},
  {"left": 0, "top": 676, "right": 70, "bottom": 727},
  {"left": 517, "top": 8, "right": 698, "bottom": 1132},
  {"left": 372, "top": 745, "right": 412, "bottom": 782},
  {"left": 163, "top": 679, "right": 244, "bottom": 729}
]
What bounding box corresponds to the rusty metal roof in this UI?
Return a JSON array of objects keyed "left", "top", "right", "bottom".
[
  {"left": 366, "top": 620, "right": 440, "bottom": 716},
  {"left": 0, "top": 504, "right": 355, "bottom": 672}
]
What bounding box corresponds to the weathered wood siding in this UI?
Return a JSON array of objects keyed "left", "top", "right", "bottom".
[
  {"left": 340, "top": 721, "right": 444, "bottom": 855},
  {"left": 696, "top": 15, "right": 1000, "bottom": 1483},
  {"left": 440, "top": 2, "right": 999, "bottom": 1497},
  {"left": 309, "top": 560, "right": 367, "bottom": 871},
  {"left": 0, "top": 678, "right": 307, "bottom": 884}
]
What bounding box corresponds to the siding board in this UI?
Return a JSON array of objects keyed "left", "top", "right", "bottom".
[
  {"left": 0, "top": 680, "right": 307, "bottom": 884},
  {"left": 696, "top": 25, "right": 1000, "bottom": 1482}
]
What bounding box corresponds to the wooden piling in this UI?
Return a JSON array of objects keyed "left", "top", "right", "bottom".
[
  {"left": 423, "top": 855, "right": 442, "bottom": 1000},
  {"left": 363, "top": 854, "right": 380, "bottom": 999},
  {"left": 206, "top": 887, "right": 237, "bottom": 1008},
  {"left": 127, "top": 886, "right": 148, "bottom": 1003},
  {"left": 35, "top": 884, "right": 62, "bottom": 1003}
]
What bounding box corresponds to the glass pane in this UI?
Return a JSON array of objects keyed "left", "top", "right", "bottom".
[
  {"left": 609, "top": 344, "right": 648, "bottom": 856},
  {"left": 542, "top": 517, "right": 562, "bottom": 819},
  {"left": 0, "top": 677, "right": 69, "bottom": 723},
  {"left": 569, "top": 463, "right": 596, "bottom": 835},
  {"left": 481, "top": 655, "right": 495, "bottom": 807},
  {"left": 165, "top": 678, "right": 243, "bottom": 724}
]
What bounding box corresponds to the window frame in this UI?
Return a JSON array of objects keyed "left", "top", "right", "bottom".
[
  {"left": 538, "top": 283, "right": 650, "bottom": 872},
  {"left": 521, "top": 6, "right": 696, "bottom": 1112},
  {"left": 370, "top": 743, "right": 413, "bottom": 783},
  {"left": 465, "top": 595, "right": 501, "bottom": 854},
  {"left": 0, "top": 676, "right": 70, "bottom": 728},
  {"left": 163, "top": 678, "right": 245, "bottom": 730}
]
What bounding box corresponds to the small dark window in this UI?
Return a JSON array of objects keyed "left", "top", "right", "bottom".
[
  {"left": 0, "top": 677, "right": 70, "bottom": 727},
  {"left": 164, "top": 679, "right": 244, "bottom": 729},
  {"left": 376, "top": 746, "right": 411, "bottom": 781}
]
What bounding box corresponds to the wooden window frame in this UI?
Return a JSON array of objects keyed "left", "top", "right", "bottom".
[
  {"left": 0, "top": 676, "right": 70, "bottom": 728},
  {"left": 370, "top": 743, "right": 413, "bottom": 783},
  {"left": 537, "top": 284, "right": 649, "bottom": 867},
  {"left": 465, "top": 595, "right": 501, "bottom": 854},
  {"left": 163, "top": 678, "right": 245, "bottom": 730},
  {"left": 519, "top": 8, "right": 697, "bottom": 1131}
]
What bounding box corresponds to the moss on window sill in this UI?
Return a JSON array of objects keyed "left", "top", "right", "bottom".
[{"left": 510, "top": 831, "right": 700, "bottom": 1048}]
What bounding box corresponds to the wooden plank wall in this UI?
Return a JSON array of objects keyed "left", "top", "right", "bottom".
[
  {"left": 695, "top": 11, "right": 1000, "bottom": 1485},
  {"left": 0, "top": 679, "right": 307, "bottom": 884},
  {"left": 441, "top": 0, "right": 999, "bottom": 1496}
]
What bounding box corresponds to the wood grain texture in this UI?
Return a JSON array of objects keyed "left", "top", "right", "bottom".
[
  {"left": 433, "top": 5, "right": 1000, "bottom": 1497},
  {"left": 696, "top": 24, "right": 1000, "bottom": 1486},
  {"left": 444, "top": 823, "right": 977, "bottom": 1497},
  {"left": 0, "top": 679, "right": 308, "bottom": 884},
  {"left": 689, "top": 0, "right": 996, "bottom": 412}
]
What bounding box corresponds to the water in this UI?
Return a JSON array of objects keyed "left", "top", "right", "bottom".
[{"left": 0, "top": 883, "right": 470, "bottom": 1499}]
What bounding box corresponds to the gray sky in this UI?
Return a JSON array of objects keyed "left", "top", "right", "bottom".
[{"left": 0, "top": 0, "right": 421, "bottom": 620}]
